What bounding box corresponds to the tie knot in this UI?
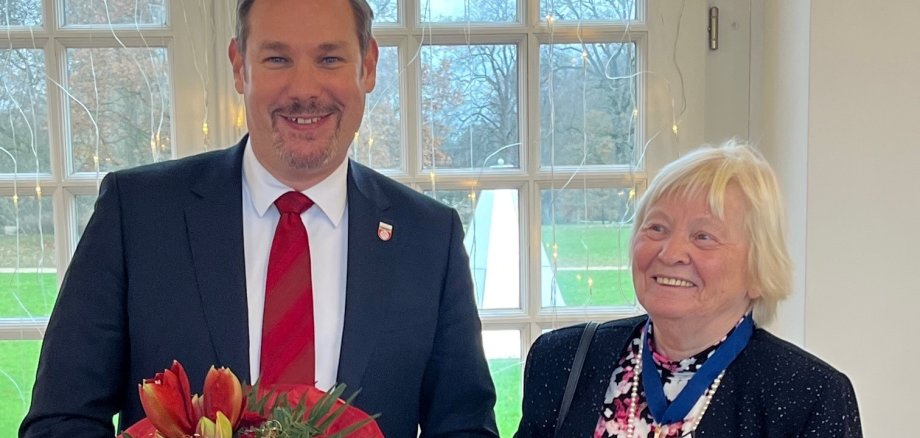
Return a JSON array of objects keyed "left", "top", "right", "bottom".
[{"left": 275, "top": 191, "right": 313, "bottom": 214}]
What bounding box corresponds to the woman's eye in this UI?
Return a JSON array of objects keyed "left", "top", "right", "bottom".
[{"left": 695, "top": 232, "right": 718, "bottom": 244}]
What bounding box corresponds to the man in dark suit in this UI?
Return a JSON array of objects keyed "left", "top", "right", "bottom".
[{"left": 20, "top": 0, "right": 498, "bottom": 436}]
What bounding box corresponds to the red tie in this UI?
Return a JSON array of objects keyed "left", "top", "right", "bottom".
[{"left": 260, "top": 191, "right": 316, "bottom": 386}]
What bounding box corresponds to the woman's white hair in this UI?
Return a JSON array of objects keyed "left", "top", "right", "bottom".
[{"left": 631, "top": 140, "right": 792, "bottom": 325}]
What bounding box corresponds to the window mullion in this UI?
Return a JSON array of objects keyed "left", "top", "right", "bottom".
[{"left": 403, "top": 35, "right": 421, "bottom": 177}]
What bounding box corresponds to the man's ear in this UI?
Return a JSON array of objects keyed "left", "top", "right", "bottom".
[
  {"left": 229, "top": 38, "right": 245, "bottom": 94},
  {"left": 361, "top": 38, "right": 380, "bottom": 93}
]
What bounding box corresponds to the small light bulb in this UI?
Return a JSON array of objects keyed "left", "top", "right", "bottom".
[
  {"left": 202, "top": 122, "right": 209, "bottom": 137},
  {"left": 672, "top": 123, "right": 679, "bottom": 134},
  {"left": 234, "top": 110, "right": 245, "bottom": 129},
  {"left": 35, "top": 184, "right": 42, "bottom": 197}
]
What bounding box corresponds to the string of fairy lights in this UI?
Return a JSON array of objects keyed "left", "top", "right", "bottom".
[{"left": 0, "top": 0, "right": 688, "bottom": 330}]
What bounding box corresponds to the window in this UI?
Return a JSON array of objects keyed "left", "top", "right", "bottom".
[
  {"left": 354, "top": 0, "right": 658, "bottom": 433},
  {"left": 1, "top": 0, "right": 704, "bottom": 435},
  {"left": 0, "top": 0, "right": 209, "bottom": 432}
]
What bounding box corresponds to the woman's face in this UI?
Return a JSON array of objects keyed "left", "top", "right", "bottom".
[{"left": 632, "top": 185, "right": 759, "bottom": 328}]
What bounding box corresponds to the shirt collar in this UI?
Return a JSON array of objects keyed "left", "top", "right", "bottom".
[{"left": 242, "top": 138, "right": 348, "bottom": 227}]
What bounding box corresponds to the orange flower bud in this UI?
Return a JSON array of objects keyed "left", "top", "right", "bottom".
[
  {"left": 196, "top": 411, "right": 234, "bottom": 438},
  {"left": 137, "top": 361, "right": 196, "bottom": 438},
  {"left": 201, "top": 366, "right": 246, "bottom": 427}
]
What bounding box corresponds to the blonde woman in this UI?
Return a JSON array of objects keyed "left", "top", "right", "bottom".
[{"left": 516, "top": 141, "right": 861, "bottom": 437}]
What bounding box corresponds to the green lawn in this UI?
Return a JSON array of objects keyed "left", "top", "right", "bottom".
[
  {"left": 0, "top": 271, "right": 55, "bottom": 436},
  {"left": 0, "top": 272, "right": 58, "bottom": 319},
  {"left": 0, "top": 340, "right": 41, "bottom": 435},
  {"left": 541, "top": 223, "right": 632, "bottom": 267},
  {"left": 552, "top": 268, "right": 635, "bottom": 307},
  {"left": 488, "top": 358, "right": 522, "bottom": 437},
  {"left": 542, "top": 224, "right": 636, "bottom": 307}
]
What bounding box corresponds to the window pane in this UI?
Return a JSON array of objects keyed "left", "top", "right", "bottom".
[
  {"left": 62, "top": 0, "right": 167, "bottom": 26},
  {"left": 541, "top": 0, "right": 636, "bottom": 21},
  {"left": 0, "top": 0, "right": 42, "bottom": 26},
  {"left": 483, "top": 329, "right": 522, "bottom": 438},
  {"left": 66, "top": 47, "right": 172, "bottom": 174},
  {"left": 427, "top": 189, "right": 520, "bottom": 309},
  {"left": 0, "top": 194, "right": 57, "bottom": 318},
  {"left": 0, "top": 340, "right": 41, "bottom": 436},
  {"left": 0, "top": 49, "right": 50, "bottom": 175},
  {"left": 421, "top": 44, "right": 519, "bottom": 170},
  {"left": 540, "top": 42, "right": 637, "bottom": 167},
  {"left": 368, "top": 0, "right": 397, "bottom": 23},
  {"left": 540, "top": 187, "right": 635, "bottom": 308},
  {"left": 74, "top": 195, "right": 97, "bottom": 242},
  {"left": 354, "top": 46, "right": 401, "bottom": 170},
  {"left": 421, "top": 0, "right": 516, "bottom": 23}
]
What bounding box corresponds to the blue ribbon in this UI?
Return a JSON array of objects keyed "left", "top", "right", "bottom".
[{"left": 641, "top": 314, "right": 754, "bottom": 425}]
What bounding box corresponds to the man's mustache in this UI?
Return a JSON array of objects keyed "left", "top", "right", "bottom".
[{"left": 272, "top": 99, "right": 339, "bottom": 116}]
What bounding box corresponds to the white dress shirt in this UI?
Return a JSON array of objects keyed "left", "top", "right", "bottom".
[{"left": 241, "top": 141, "right": 349, "bottom": 390}]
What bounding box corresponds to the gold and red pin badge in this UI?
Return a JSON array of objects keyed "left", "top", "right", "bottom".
[{"left": 377, "top": 222, "right": 393, "bottom": 241}]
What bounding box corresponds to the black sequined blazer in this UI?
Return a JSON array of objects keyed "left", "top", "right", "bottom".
[{"left": 515, "top": 315, "right": 862, "bottom": 437}]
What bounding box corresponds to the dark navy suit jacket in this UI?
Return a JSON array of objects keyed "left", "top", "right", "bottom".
[
  {"left": 515, "top": 316, "right": 862, "bottom": 437},
  {"left": 21, "top": 139, "right": 498, "bottom": 438}
]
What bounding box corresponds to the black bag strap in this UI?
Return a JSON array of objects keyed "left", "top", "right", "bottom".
[{"left": 554, "top": 320, "right": 599, "bottom": 437}]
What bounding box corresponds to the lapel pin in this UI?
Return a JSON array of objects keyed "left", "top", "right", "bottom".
[{"left": 377, "top": 221, "right": 394, "bottom": 241}]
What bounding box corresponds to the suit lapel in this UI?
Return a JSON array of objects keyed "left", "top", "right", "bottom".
[
  {"left": 336, "top": 161, "right": 394, "bottom": 391},
  {"left": 184, "top": 141, "right": 251, "bottom": 381}
]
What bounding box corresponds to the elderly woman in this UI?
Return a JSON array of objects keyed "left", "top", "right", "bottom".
[{"left": 515, "top": 142, "right": 861, "bottom": 437}]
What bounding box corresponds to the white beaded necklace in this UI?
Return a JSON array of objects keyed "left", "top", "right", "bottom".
[{"left": 624, "top": 332, "right": 726, "bottom": 438}]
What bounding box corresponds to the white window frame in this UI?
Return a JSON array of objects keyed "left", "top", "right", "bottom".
[
  {"left": 0, "top": 0, "right": 218, "bottom": 340},
  {"left": 2, "top": 0, "right": 729, "bottom": 367},
  {"left": 315, "top": 0, "right": 704, "bottom": 359}
]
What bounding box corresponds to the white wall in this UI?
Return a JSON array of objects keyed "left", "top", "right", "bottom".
[
  {"left": 752, "top": 0, "right": 810, "bottom": 345},
  {"left": 757, "top": 1, "right": 920, "bottom": 436}
]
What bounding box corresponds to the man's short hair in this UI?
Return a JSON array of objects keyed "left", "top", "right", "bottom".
[{"left": 235, "top": 0, "right": 375, "bottom": 55}]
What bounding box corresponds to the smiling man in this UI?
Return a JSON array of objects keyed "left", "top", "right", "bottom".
[
  {"left": 21, "top": 1, "right": 498, "bottom": 437},
  {"left": 229, "top": 0, "right": 378, "bottom": 191}
]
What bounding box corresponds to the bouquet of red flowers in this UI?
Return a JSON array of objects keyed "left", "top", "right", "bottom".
[{"left": 119, "top": 360, "right": 382, "bottom": 438}]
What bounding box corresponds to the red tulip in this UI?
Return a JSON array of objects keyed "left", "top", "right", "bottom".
[
  {"left": 199, "top": 366, "right": 246, "bottom": 427},
  {"left": 119, "top": 419, "right": 157, "bottom": 438},
  {"left": 137, "top": 360, "right": 196, "bottom": 438},
  {"left": 123, "top": 361, "right": 382, "bottom": 438}
]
